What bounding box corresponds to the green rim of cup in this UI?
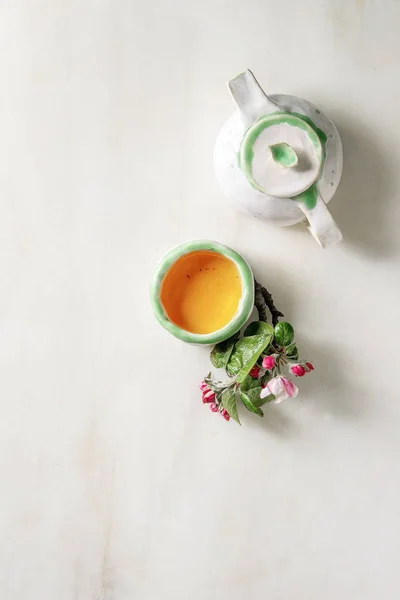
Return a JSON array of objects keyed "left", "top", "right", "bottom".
[{"left": 150, "top": 240, "right": 254, "bottom": 345}]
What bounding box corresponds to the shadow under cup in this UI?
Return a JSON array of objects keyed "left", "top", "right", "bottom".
[{"left": 151, "top": 241, "right": 255, "bottom": 345}]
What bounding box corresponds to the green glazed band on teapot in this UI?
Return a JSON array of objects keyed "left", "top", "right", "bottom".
[{"left": 150, "top": 240, "right": 254, "bottom": 345}]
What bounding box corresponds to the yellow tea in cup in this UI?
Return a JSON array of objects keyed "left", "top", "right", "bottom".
[
  {"left": 160, "top": 251, "right": 241, "bottom": 334},
  {"left": 151, "top": 241, "right": 254, "bottom": 345}
]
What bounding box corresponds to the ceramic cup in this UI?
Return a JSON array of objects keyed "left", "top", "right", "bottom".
[{"left": 150, "top": 240, "right": 254, "bottom": 345}]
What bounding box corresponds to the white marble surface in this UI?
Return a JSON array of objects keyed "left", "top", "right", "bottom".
[{"left": 1, "top": 1, "right": 400, "bottom": 598}]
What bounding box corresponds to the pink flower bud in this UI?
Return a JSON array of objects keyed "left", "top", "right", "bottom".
[
  {"left": 200, "top": 381, "right": 209, "bottom": 392},
  {"left": 306, "top": 362, "right": 314, "bottom": 372},
  {"left": 202, "top": 389, "right": 216, "bottom": 403},
  {"left": 249, "top": 366, "right": 260, "bottom": 378},
  {"left": 221, "top": 409, "right": 230, "bottom": 421},
  {"left": 210, "top": 402, "right": 218, "bottom": 412},
  {"left": 291, "top": 364, "right": 306, "bottom": 377},
  {"left": 262, "top": 355, "right": 275, "bottom": 370}
]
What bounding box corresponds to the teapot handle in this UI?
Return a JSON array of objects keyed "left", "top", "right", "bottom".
[
  {"left": 229, "top": 70, "right": 280, "bottom": 126},
  {"left": 298, "top": 193, "right": 343, "bottom": 248}
]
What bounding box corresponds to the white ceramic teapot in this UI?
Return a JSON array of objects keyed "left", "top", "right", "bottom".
[{"left": 214, "top": 70, "right": 343, "bottom": 247}]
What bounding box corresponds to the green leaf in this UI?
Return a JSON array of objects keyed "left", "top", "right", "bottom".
[
  {"left": 244, "top": 321, "right": 274, "bottom": 338},
  {"left": 241, "top": 384, "right": 262, "bottom": 405},
  {"left": 253, "top": 392, "right": 276, "bottom": 407},
  {"left": 240, "top": 383, "right": 271, "bottom": 408},
  {"left": 240, "top": 391, "right": 263, "bottom": 417},
  {"left": 285, "top": 343, "right": 298, "bottom": 360},
  {"left": 204, "top": 371, "right": 212, "bottom": 382},
  {"left": 236, "top": 340, "right": 273, "bottom": 384},
  {"left": 274, "top": 322, "right": 294, "bottom": 346},
  {"left": 243, "top": 375, "right": 276, "bottom": 407},
  {"left": 227, "top": 329, "right": 273, "bottom": 384},
  {"left": 210, "top": 333, "right": 239, "bottom": 369},
  {"left": 240, "top": 374, "right": 262, "bottom": 392},
  {"left": 227, "top": 338, "right": 254, "bottom": 376},
  {"left": 221, "top": 387, "right": 241, "bottom": 424}
]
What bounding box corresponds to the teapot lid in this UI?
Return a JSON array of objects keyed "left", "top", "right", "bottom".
[{"left": 239, "top": 112, "right": 323, "bottom": 198}]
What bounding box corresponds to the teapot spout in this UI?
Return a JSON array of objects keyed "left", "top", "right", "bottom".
[{"left": 229, "top": 70, "right": 279, "bottom": 126}]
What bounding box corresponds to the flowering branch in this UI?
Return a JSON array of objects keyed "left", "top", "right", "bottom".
[
  {"left": 254, "top": 279, "right": 284, "bottom": 326},
  {"left": 200, "top": 281, "right": 313, "bottom": 424}
]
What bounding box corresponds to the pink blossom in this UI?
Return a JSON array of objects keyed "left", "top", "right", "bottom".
[
  {"left": 202, "top": 389, "right": 216, "bottom": 404},
  {"left": 291, "top": 364, "right": 306, "bottom": 377},
  {"left": 260, "top": 376, "right": 299, "bottom": 404},
  {"left": 262, "top": 355, "right": 275, "bottom": 370},
  {"left": 200, "top": 381, "right": 209, "bottom": 392},
  {"left": 305, "top": 362, "right": 314, "bottom": 372},
  {"left": 249, "top": 366, "right": 261, "bottom": 378},
  {"left": 210, "top": 402, "right": 218, "bottom": 413},
  {"left": 221, "top": 409, "right": 230, "bottom": 421}
]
